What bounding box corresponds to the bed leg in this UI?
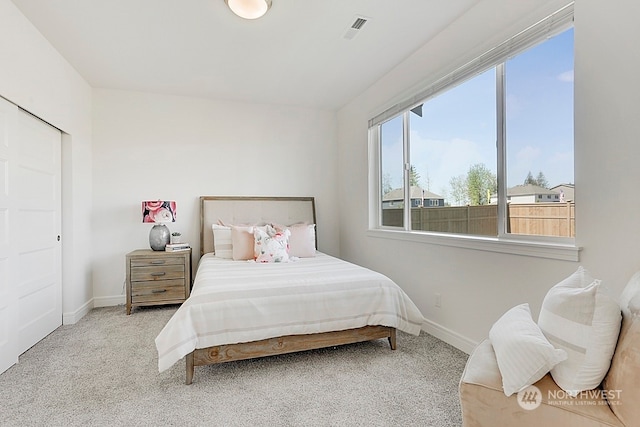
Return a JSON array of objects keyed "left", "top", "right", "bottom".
[
  {"left": 186, "top": 352, "right": 194, "bottom": 385},
  {"left": 388, "top": 328, "right": 397, "bottom": 350}
]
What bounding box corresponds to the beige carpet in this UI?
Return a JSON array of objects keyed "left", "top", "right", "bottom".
[{"left": 0, "top": 305, "right": 468, "bottom": 427}]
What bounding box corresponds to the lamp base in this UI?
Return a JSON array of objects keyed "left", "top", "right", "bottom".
[{"left": 149, "top": 223, "right": 170, "bottom": 251}]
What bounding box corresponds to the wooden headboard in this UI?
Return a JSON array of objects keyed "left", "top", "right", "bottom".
[{"left": 199, "top": 196, "right": 316, "bottom": 257}]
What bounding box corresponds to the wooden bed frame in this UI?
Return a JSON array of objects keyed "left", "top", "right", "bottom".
[{"left": 184, "top": 196, "right": 396, "bottom": 385}]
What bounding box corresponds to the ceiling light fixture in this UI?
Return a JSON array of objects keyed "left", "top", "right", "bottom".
[{"left": 225, "top": 0, "right": 272, "bottom": 20}]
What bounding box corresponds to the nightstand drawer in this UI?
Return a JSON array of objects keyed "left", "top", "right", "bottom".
[
  {"left": 130, "top": 257, "right": 184, "bottom": 268},
  {"left": 130, "top": 264, "right": 184, "bottom": 282},
  {"left": 131, "top": 279, "right": 187, "bottom": 303}
]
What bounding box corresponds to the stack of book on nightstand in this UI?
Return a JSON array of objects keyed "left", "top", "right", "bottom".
[{"left": 165, "top": 243, "right": 191, "bottom": 252}]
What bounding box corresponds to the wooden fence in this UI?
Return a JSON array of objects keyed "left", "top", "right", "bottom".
[
  {"left": 382, "top": 202, "right": 575, "bottom": 237},
  {"left": 507, "top": 203, "right": 575, "bottom": 237}
]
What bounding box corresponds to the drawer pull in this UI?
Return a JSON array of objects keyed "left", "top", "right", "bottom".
[
  {"left": 152, "top": 289, "right": 167, "bottom": 294},
  {"left": 151, "top": 260, "right": 166, "bottom": 265},
  {"left": 151, "top": 272, "right": 166, "bottom": 277}
]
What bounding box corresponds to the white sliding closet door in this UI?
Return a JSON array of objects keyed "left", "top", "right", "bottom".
[
  {"left": 0, "top": 97, "right": 19, "bottom": 373},
  {"left": 15, "top": 107, "right": 62, "bottom": 355},
  {"left": 0, "top": 97, "right": 62, "bottom": 374}
]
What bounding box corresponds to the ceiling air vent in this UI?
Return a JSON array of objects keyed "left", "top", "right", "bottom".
[
  {"left": 343, "top": 15, "right": 369, "bottom": 40},
  {"left": 351, "top": 17, "right": 367, "bottom": 30}
]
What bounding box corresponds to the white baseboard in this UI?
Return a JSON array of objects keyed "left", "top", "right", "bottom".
[
  {"left": 93, "top": 295, "right": 126, "bottom": 308},
  {"left": 61, "top": 295, "right": 125, "bottom": 325},
  {"left": 421, "top": 318, "right": 479, "bottom": 355},
  {"left": 62, "top": 299, "right": 93, "bottom": 325}
]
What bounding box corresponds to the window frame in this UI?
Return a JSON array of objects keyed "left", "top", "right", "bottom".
[{"left": 368, "top": 3, "right": 579, "bottom": 261}]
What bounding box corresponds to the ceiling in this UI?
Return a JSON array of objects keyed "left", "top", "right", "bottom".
[{"left": 11, "top": 0, "right": 481, "bottom": 110}]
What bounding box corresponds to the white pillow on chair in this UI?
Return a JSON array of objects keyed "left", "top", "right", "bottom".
[
  {"left": 490, "top": 303, "right": 567, "bottom": 396},
  {"left": 538, "top": 267, "right": 621, "bottom": 396}
]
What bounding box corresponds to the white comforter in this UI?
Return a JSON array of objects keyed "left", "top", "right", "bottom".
[{"left": 155, "top": 252, "right": 425, "bottom": 372}]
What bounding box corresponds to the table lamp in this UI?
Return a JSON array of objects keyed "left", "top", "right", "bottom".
[{"left": 142, "top": 200, "right": 176, "bottom": 251}]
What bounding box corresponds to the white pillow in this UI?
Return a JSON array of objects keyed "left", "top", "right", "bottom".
[
  {"left": 211, "top": 224, "right": 232, "bottom": 259},
  {"left": 254, "top": 225, "right": 290, "bottom": 263},
  {"left": 287, "top": 223, "right": 316, "bottom": 258},
  {"left": 538, "top": 267, "right": 621, "bottom": 396},
  {"left": 489, "top": 303, "right": 568, "bottom": 396}
]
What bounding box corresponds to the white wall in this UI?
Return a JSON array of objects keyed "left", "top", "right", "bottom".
[
  {"left": 91, "top": 89, "right": 339, "bottom": 303},
  {"left": 337, "top": 0, "right": 640, "bottom": 352},
  {"left": 0, "top": 0, "right": 93, "bottom": 323}
]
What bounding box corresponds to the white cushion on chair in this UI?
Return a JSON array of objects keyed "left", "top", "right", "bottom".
[
  {"left": 538, "top": 267, "right": 621, "bottom": 396},
  {"left": 489, "top": 303, "right": 567, "bottom": 396}
]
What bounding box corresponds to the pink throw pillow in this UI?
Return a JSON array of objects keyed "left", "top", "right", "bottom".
[
  {"left": 231, "top": 225, "right": 255, "bottom": 260},
  {"left": 288, "top": 224, "right": 316, "bottom": 257}
]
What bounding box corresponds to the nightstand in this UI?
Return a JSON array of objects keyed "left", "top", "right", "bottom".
[{"left": 125, "top": 249, "right": 192, "bottom": 315}]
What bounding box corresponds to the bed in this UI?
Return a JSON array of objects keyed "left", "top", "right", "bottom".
[{"left": 155, "top": 196, "right": 425, "bottom": 384}]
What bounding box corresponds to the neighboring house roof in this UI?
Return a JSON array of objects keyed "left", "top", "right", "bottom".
[
  {"left": 383, "top": 186, "right": 443, "bottom": 201},
  {"left": 506, "top": 184, "right": 559, "bottom": 196}
]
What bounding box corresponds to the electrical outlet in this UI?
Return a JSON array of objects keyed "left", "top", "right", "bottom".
[{"left": 435, "top": 293, "right": 442, "bottom": 308}]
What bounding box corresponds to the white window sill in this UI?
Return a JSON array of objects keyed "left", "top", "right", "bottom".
[{"left": 367, "top": 229, "right": 580, "bottom": 262}]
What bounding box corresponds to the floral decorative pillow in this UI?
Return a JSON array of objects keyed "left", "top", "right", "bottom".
[{"left": 254, "top": 225, "right": 290, "bottom": 263}]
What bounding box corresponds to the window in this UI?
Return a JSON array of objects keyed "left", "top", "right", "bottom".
[
  {"left": 380, "top": 115, "right": 405, "bottom": 227},
  {"left": 406, "top": 68, "right": 496, "bottom": 235},
  {"left": 371, "top": 5, "right": 574, "bottom": 247}
]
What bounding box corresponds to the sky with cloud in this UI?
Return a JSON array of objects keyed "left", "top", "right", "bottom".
[{"left": 381, "top": 28, "right": 574, "bottom": 203}]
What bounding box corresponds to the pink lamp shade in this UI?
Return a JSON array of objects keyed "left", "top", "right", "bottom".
[
  {"left": 142, "top": 200, "right": 176, "bottom": 251},
  {"left": 142, "top": 200, "right": 176, "bottom": 223}
]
